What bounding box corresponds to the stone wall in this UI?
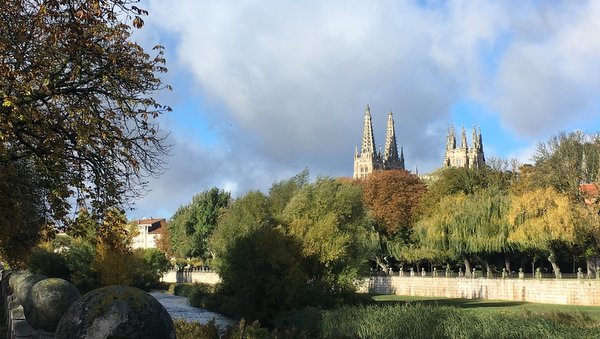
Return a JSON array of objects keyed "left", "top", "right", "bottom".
[
  {"left": 161, "top": 270, "right": 221, "bottom": 285},
  {"left": 364, "top": 276, "right": 600, "bottom": 306}
]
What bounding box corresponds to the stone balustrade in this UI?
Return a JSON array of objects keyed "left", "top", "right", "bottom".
[{"left": 1, "top": 270, "right": 175, "bottom": 339}]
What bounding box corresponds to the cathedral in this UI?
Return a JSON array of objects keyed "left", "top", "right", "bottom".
[
  {"left": 353, "top": 105, "right": 404, "bottom": 179},
  {"left": 353, "top": 105, "right": 486, "bottom": 178},
  {"left": 443, "top": 125, "right": 485, "bottom": 169}
]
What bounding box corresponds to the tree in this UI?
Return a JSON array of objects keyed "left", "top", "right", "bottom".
[
  {"left": 360, "top": 170, "right": 426, "bottom": 237},
  {"left": 415, "top": 188, "right": 511, "bottom": 276},
  {"left": 168, "top": 188, "right": 230, "bottom": 259},
  {"left": 508, "top": 187, "right": 580, "bottom": 277},
  {"left": 532, "top": 131, "right": 600, "bottom": 199},
  {"left": 282, "top": 178, "right": 369, "bottom": 291},
  {"left": 0, "top": 0, "right": 170, "bottom": 228},
  {"left": 268, "top": 168, "right": 309, "bottom": 219},
  {"left": 217, "top": 227, "right": 314, "bottom": 323},
  {"left": 209, "top": 191, "right": 273, "bottom": 269},
  {"left": 0, "top": 160, "right": 45, "bottom": 266}
]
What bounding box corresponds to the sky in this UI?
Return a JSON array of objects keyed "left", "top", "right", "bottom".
[{"left": 127, "top": 0, "right": 600, "bottom": 220}]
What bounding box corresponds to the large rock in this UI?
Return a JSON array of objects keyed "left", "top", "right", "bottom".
[
  {"left": 24, "top": 278, "right": 81, "bottom": 332},
  {"left": 14, "top": 274, "right": 46, "bottom": 304},
  {"left": 55, "top": 285, "right": 175, "bottom": 339}
]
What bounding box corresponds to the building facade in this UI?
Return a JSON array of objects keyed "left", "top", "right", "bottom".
[
  {"left": 443, "top": 125, "right": 485, "bottom": 169},
  {"left": 353, "top": 105, "right": 405, "bottom": 179},
  {"left": 132, "top": 218, "right": 166, "bottom": 249}
]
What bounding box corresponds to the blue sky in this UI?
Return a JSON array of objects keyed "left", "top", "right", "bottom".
[{"left": 128, "top": 0, "right": 600, "bottom": 220}]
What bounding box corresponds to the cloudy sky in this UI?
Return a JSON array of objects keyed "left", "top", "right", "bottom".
[{"left": 128, "top": 0, "right": 600, "bottom": 219}]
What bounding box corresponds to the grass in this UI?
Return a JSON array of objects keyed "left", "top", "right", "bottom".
[
  {"left": 372, "top": 294, "right": 600, "bottom": 319},
  {"left": 320, "top": 302, "right": 600, "bottom": 338}
]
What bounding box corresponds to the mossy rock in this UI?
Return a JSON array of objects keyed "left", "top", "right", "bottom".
[
  {"left": 55, "top": 285, "right": 175, "bottom": 339},
  {"left": 24, "top": 278, "right": 81, "bottom": 332},
  {"left": 14, "top": 273, "right": 46, "bottom": 304}
]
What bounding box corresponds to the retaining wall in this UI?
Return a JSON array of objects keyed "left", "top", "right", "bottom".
[{"left": 364, "top": 276, "right": 600, "bottom": 306}]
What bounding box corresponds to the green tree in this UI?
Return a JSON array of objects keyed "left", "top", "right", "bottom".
[
  {"left": 0, "top": 1, "right": 170, "bottom": 229},
  {"left": 282, "top": 178, "right": 369, "bottom": 291},
  {"left": 168, "top": 188, "right": 230, "bottom": 259},
  {"left": 210, "top": 191, "right": 273, "bottom": 269},
  {"left": 218, "top": 227, "right": 314, "bottom": 323},
  {"left": 415, "top": 188, "right": 511, "bottom": 276},
  {"left": 268, "top": 168, "right": 309, "bottom": 219}
]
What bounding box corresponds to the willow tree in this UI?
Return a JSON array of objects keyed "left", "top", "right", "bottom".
[
  {"left": 508, "top": 187, "right": 580, "bottom": 277},
  {"left": 282, "top": 178, "right": 369, "bottom": 291},
  {"left": 0, "top": 0, "right": 170, "bottom": 235},
  {"left": 415, "top": 188, "right": 511, "bottom": 276}
]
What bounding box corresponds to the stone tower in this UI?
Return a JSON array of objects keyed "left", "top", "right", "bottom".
[
  {"left": 443, "top": 125, "right": 485, "bottom": 169},
  {"left": 383, "top": 111, "right": 405, "bottom": 170},
  {"left": 354, "top": 106, "right": 404, "bottom": 179}
]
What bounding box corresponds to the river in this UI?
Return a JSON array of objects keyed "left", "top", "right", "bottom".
[{"left": 149, "top": 291, "right": 235, "bottom": 332}]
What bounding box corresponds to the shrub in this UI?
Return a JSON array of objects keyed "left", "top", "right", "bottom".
[
  {"left": 27, "top": 247, "right": 70, "bottom": 279},
  {"left": 173, "top": 319, "right": 219, "bottom": 339}
]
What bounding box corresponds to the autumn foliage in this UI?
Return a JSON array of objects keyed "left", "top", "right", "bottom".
[{"left": 360, "top": 170, "right": 426, "bottom": 236}]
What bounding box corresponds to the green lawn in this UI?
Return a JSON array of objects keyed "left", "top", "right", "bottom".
[{"left": 372, "top": 294, "right": 600, "bottom": 319}]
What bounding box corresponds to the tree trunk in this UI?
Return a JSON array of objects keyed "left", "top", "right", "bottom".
[
  {"left": 548, "top": 249, "right": 561, "bottom": 278},
  {"left": 463, "top": 257, "right": 472, "bottom": 278},
  {"left": 374, "top": 255, "right": 389, "bottom": 273},
  {"left": 504, "top": 257, "right": 511, "bottom": 272},
  {"left": 476, "top": 255, "right": 491, "bottom": 278},
  {"left": 586, "top": 257, "right": 596, "bottom": 278}
]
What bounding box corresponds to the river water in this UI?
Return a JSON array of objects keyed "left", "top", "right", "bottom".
[{"left": 149, "top": 291, "right": 235, "bottom": 332}]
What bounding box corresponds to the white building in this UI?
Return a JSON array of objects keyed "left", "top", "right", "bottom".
[{"left": 132, "top": 218, "right": 166, "bottom": 249}]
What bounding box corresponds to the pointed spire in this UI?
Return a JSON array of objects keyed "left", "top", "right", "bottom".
[
  {"left": 360, "top": 105, "right": 376, "bottom": 155},
  {"left": 447, "top": 126, "right": 456, "bottom": 150},
  {"left": 383, "top": 111, "right": 399, "bottom": 163},
  {"left": 472, "top": 126, "right": 478, "bottom": 149},
  {"left": 478, "top": 127, "right": 483, "bottom": 151},
  {"left": 461, "top": 126, "right": 467, "bottom": 149},
  {"left": 415, "top": 165, "right": 419, "bottom": 176},
  {"left": 400, "top": 146, "right": 405, "bottom": 170}
]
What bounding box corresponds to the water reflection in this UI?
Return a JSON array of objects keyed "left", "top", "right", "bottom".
[{"left": 149, "top": 291, "right": 234, "bottom": 332}]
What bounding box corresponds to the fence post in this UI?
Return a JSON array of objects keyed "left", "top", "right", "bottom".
[
  {"left": 577, "top": 268, "right": 583, "bottom": 279},
  {"left": 502, "top": 268, "right": 507, "bottom": 279},
  {"left": 518, "top": 268, "right": 524, "bottom": 279}
]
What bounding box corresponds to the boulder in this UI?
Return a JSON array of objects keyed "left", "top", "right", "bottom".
[
  {"left": 24, "top": 278, "right": 81, "bottom": 332},
  {"left": 55, "top": 285, "right": 175, "bottom": 339},
  {"left": 14, "top": 274, "right": 46, "bottom": 304}
]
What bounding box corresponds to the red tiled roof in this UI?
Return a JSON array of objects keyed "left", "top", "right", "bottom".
[{"left": 135, "top": 218, "right": 166, "bottom": 234}]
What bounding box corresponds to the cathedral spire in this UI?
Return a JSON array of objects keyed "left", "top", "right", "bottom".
[
  {"left": 400, "top": 146, "right": 405, "bottom": 170},
  {"left": 383, "top": 111, "right": 399, "bottom": 163},
  {"left": 461, "top": 127, "right": 467, "bottom": 149},
  {"left": 360, "top": 105, "right": 376, "bottom": 155},
  {"left": 446, "top": 126, "right": 456, "bottom": 150}
]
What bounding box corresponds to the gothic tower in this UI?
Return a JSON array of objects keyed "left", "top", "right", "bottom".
[
  {"left": 354, "top": 106, "right": 404, "bottom": 179},
  {"left": 354, "top": 105, "right": 381, "bottom": 179},
  {"left": 443, "top": 125, "right": 485, "bottom": 169},
  {"left": 383, "top": 111, "right": 405, "bottom": 170}
]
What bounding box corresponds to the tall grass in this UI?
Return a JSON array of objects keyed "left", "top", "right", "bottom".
[{"left": 320, "top": 303, "right": 599, "bottom": 338}]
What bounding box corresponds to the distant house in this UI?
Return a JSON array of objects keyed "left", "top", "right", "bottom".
[{"left": 132, "top": 218, "right": 166, "bottom": 249}]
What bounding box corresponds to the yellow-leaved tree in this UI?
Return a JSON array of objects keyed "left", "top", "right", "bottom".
[{"left": 508, "top": 187, "right": 580, "bottom": 277}]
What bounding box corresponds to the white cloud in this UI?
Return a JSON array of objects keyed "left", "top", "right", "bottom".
[{"left": 129, "top": 0, "right": 600, "bottom": 217}]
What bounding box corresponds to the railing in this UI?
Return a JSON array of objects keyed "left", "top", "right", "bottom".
[
  {"left": 372, "top": 267, "right": 599, "bottom": 280},
  {"left": 166, "top": 267, "right": 216, "bottom": 274}
]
